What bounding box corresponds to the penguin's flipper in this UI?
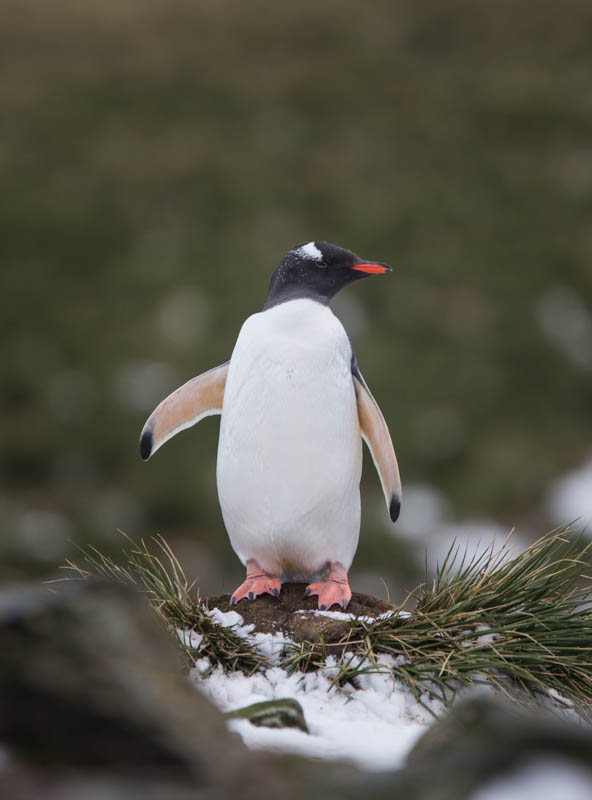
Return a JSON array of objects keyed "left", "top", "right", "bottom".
[
  {"left": 352, "top": 356, "right": 401, "bottom": 522},
  {"left": 140, "top": 362, "right": 229, "bottom": 460}
]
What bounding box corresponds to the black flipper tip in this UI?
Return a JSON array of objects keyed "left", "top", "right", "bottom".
[
  {"left": 140, "top": 429, "right": 153, "bottom": 461},
  {"left": 389, "top": 495, "right": 401, "bottom": 523}
]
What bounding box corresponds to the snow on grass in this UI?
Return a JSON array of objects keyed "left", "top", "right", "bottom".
[
  {"left": 189, "top": 609, "right": 441, "bottom": 771},
  {"left": 310, "top": 609, "right": 411, "bottom": 623},
  {"left": 206, "top": 607, "right": 254, "bottom": 634},
  {"left": 178, "top": 628, "right": 203, "bottom": 649}
]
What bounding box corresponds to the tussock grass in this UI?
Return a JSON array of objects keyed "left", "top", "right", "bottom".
[
  {"left": 62, "top": 527, "right": 592, "bottom": 716},
  {"left": 285, "top": 528, "right": 592, "bottom": 715},
  {"left": 61, "top": 532, "right": 266, "bottom": 674}
]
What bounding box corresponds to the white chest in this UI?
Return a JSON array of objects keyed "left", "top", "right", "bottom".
[
  {"left": 227, "top": 299, "right": 351, "bottom": 405},
  {"left": 216, "top": 299, "right": 362, "bottom": 576}
]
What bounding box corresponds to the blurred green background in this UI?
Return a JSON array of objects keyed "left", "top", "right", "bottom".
[{"left": 2, "top": 0, "right": 591, "bottom": 598}]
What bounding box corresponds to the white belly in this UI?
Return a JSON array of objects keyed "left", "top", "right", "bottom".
[{"left": 216, "top": 299, "right": 362, "bottom": 580}]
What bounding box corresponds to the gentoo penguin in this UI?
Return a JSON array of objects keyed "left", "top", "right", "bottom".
[{"left": 140, "top": 242, "right": 401, "bottom": 610}]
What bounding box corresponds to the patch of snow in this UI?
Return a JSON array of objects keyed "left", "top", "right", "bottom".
[
  {"left": 460, "top": 625, "right": 498, "bottom": 649},
  {"left": 548, "top": 454, "right": 592, "bottom": 528},
  {"left": 297, "top": 242, "right": 322, "bottom": 260},
  {"left": 206, "top": 607, "right": 251, "bottom": 630},
  {"left": 547, "top": 687, "right": 574, "bottom": 707},
  {"left": 190, "top": 623, "right": 441, "bottom": 771},
  {"left": 312, "top": 609, "right": 372, "bottom": 622},
  {"left": 193, "top": 657, "right": 211, "bottom": 673},
  {"left": 379, "top": 609, "right": 411, "bottom": 620},
  {"left": 311, "top": 609, "right": 410, "bottom": 623},
  {"left": 205, "top": 608, "right": 288, "bottom": 664},
  {"left": 250, "top": 631, "right": 291, "bottom": 664},
  {"left": 206, "top": 608, "right": 254, "bottom": 641},
  {"left": 178, "top": 629, "right": 203, "bottom": 649},
  {"left": 474, "top": 625, "right": 497, "bottom": 645},
  {"left": 472, "top": 757, "right": 592, "bottom": 800}
]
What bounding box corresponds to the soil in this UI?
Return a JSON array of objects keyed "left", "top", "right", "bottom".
[{"left": 206, "top": 583, "right": 397, "bottom": 645}]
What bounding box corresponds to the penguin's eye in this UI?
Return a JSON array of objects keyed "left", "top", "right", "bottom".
[{"left": 317, "top": 260, "right": 328, "bottom": 269}]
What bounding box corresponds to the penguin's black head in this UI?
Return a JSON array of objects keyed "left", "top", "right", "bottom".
[{"left": 263, "top": 241, "right": 391, "bottom": 310}]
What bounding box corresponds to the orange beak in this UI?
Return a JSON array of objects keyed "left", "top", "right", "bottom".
[{"left": 350, "top": 262, "right": 392, "bottom": 274}]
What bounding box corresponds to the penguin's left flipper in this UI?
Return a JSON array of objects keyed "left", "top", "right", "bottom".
[
  {"left": 140, "top": 362, "right": 229, "bottom": 460},
  {"left": 352, "top": 356, "right": 402, "bottom": 523}
]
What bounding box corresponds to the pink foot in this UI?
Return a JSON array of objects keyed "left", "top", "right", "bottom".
[
  {"left": 304, "top": 562, "right": 352, "bottom": 610},
  {"left": 230, "top": 559, "right": 282, "bottom": 606}
]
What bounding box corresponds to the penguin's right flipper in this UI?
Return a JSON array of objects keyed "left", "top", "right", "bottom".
[
  {"left": 352, "top": 355, "right": 401, "bottom": 523},
  {"left": 140, "top": 362, "right": 228, "bottom": 460}
]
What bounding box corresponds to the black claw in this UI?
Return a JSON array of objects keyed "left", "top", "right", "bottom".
[
  {"left": 230, "top": 596, "right": 236, "bottom": 607},
  {"left": 303, "top": 588, "right": 311, "bottom": 599},
  {"left": 320, "top": 604, "right": 327, "bottom": 611},
  {"left": 272, "top": 588, "right": 280, "bottom": 599},
  {"left": 342, "top": 600, "right": 348, "bottom": 609},
  {"left": 248, "top": 591, "right": 254, "bottom": 601}
]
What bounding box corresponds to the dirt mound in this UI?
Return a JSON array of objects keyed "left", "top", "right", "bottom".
[{"left": 206, "top": 583, "right": 396, "bottom": 644}]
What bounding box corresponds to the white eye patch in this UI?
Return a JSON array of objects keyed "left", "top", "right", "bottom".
[{"left": 297, "top": 242, "right": 322, "bottom": 261}]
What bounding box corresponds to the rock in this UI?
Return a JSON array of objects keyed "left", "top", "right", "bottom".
[
  {"left": 226, "top": 698, "right": 309, "bottom": 733},
  {"left": 0, "top": 580, "right": 248, "bottom": 788},
  {"left": 396, "top": 694, "right": 592, "bottom": 799},
  {"left": 0, "top": 579, "right": 395, "bottom": 799}
]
